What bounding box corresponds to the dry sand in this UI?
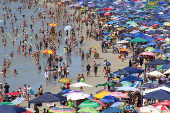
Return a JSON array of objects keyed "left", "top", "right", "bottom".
[{"left": 20, "top": 1, "right": 131, "bottom": 112}]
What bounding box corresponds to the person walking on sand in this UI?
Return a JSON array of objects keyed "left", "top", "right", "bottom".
[
  {"left": 86, "top": 64, "right": 91, "bottom": 77},
  {"left": 94, "top": 64, "right": 98, "bottom": 77},
  {"left": 86, "top": 52, "right": 89, "bottom": 62},
  {"left": 53, "top": 69, "right": 58, "bottom": 85},
  {"left": 44, "top": 70, "right": 49, "bottom": 85}
]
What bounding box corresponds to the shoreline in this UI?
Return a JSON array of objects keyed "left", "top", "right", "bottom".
[{"left": 20, "top": 0, "right": 131, "bottom": 111}]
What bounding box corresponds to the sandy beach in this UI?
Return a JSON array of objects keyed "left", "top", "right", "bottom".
[{"left": 18, "top": 0, "right": 131, "bottom": 112}]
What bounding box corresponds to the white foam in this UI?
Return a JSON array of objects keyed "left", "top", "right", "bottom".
[{"left": 0, "top": 20, "right": 3, "bottom": 22}]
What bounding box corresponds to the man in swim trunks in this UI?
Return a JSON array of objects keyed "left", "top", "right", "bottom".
[{"left": 53, "top": 69, "right": 58, "bottom": 85}]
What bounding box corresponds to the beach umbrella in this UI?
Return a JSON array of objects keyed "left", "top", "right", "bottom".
[
  {"left": 154, "top": 105, "right": 169, "bottom": 111},
  {"left": 42, "top": 50, "right": 54, "bottom": 54},
  {"left": 153, "top": 49, "right": 163, "bottom": 53},
  {"left": 70, "top": 82, "right": 93, "bottom": 88},
  {"left": 144, "top": 47, "right": 155, "bottom": 52},
  {"left": 58, "top": 78, "right": 72, "bottom": 83},
  {"left": 87, "top": 94, "right": 94, "bottom": 99},
  {"left": 101, "top": 107, "right": 124, "bottom": 113},
  {"left": 139, "top": 105, "right": 160, "bottom": 113},
  {"left": 116, "top": 86, "right": 140, "bottom": 91},
  {"left": 49, "top": 23, "right": 57, "bottom": 26},
  {"left": 78, "top": 107, "right": 99, "bottom": 113},
  {"left": 0, "top": 104, "right": 26, "bottom": 113},
  {"left": 24, "top": 108, "right": 36, "bottom": 113},
  {"left": 100, "top": 96, "right": 119, "bottom": 103},
  {"left": 49, "top": 105, "right": 76, "bottom": 113},
  {"left": 106, "top": 92, "right": 129, "bottom": 98},
  {"left": 64, "top": 25, "right": 72, "bottom": 32},
  {"left": 120, "top": 48, "right": 128, "bottom": 52},
  {"left": 130, "top": 37, "right": 147, "bottom": 43},
  {"left": 90, "top": 99, "right": 105, "bottom": 106},
  {"left": 142, "top": 83, "right": 159, "bottom": 89},
  {"left": 4, "top": 92, "right": 21, "bottom": 96},
  {"left": 94, "top": 91, "right": 110, "bottom": 100},
  {"left": 153, "top": 100, "right": 170, "bottom": 106},
  {"left": 103, "top": 7, "right": 112, "bottom": 11},
  {"left": 111, "top": 102, "right": 123, "bottom": 107},
  {"left": 0, "top": 102, "right": 15, "bottom": 105},
  {"left": 67, "top": 93, "right": 89, "bottom": 100},
  {"left": 143, "top": 86, "right": 170, "bottom": 95},
  {"left": 11, "top": 97, "right": 25, "bottom": 105},
  {"left": 78, "top": 100, "right": 101, "bottom": 108},
  {"left": 147, "top": 42, "right": 157, "bottom": 46},
  {"left": 141, "top": 51, "right": 156, "bottom": 56},
  {"left": 161, "top": 63, "right": 170, "bottom": 69},
  {"left": 117, "top": 40, "right": 129, "bottom": 44},
  {"left": 92, "top": 46, "right": 101, "bottom": 49},
  {"left": 146, "top": 71, "right": 164, "bottom": 77},
  {"left": 144, "top": 89, "right": 170, "bottom": 100}
]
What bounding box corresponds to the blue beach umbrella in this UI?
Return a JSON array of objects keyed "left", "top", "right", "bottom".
[
  {"left": 0, "top": 104, "right": 26, "bottom": 113},
  {"left": 111, "top": 102, "right": 123, "bottom": 107},
  {"left": 153, "top": 49, "right": 163, "bottom": 53},
  {"left": 101, "top": 107, "right": 124, "bottom": 113},
  {"left": 87, "top": 94, "right": 95, "bottom": 99},
  {"left": 101, "top": 96, "right": 119, "bottom": 103},
  {"left": 119, "top": 76, "right": 143, "bottom": 82},
  {"left": 147, "top": 42, "right": 157, "bottom": 46}
]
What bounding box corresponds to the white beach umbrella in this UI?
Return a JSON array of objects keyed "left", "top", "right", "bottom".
[
  {"left": 70, "top": 82, "right": 93, "bottom": 88},
  {"left": 64, "top": 25, "right": 72, "bottom": 32},
  {"left": 116, "top": 86, "right": 140, "bottom": 91},
  {"left": 139, "top": 105, "right": 161, "bottom": 113},
  {"left": 164, "top": 69, "right": 170, "bottom": 74},
  {"left": 143, "top": 86, "right": 170, "bottom": 95},
  {"left": 146, "top": 71, "right": 165, "bottom": 77},
  {"left": 117, "top": 40, "right": 129, "bottom": 44},
  {"left": 67, "top": 92, "right": 89, "bottom": 100}
]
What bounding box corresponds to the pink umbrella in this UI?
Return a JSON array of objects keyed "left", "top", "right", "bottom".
[
  {"left": 106, "top": 92, "right": 129, "bottom": 98},
  {"left": 104, "top": 12, "right": 111, "bottom": 16},
  {"left": 141, "top": 52, "right": 156, "bottom": 56}
]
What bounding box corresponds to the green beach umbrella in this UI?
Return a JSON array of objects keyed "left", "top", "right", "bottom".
[
  {"left": 144, "top": 47, "right": 155, "bottom": 52},
  {"left": 78, "top": 100, "right": 101, "bottom": 108},
  {"left": 78, "top": 107, "right": 99, "bottom": 113},
  {"left": 130, "top": 37, "right": 147, "bottom": 43},
  {"left": 0, "top": 102, "right": 15, "bottom": 105},
  {"left": 96, "top": 82, "right": 114, "bottom": 87}
]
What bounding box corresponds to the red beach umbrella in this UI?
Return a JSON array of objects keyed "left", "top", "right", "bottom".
[
  {"left": 4, "top": 92, "right": 21, "bottom": 96},
  {"left": 103, "top": 7, "right": 112, "bottom": 11},
  {"left": 153, "top": 100, "right": 170, "bottom": 106}
]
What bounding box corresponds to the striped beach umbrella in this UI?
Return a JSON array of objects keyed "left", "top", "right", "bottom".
[
  {"left": 106, "top": 92, "right": 129, "bottom": 98},
  {"left": 78, "top": 100, "right": 101, "bottom": 108},
  {"left": 0, "top": 102, "right": 15, "bottom": 105},
  {"left": 12, "top": 97, "right": 25, "bottom": 105},
  {"left": 78, "top": 107, "right": 99, "bottom": 113},
  {"left": 49, "top": 105, "right": 76, "bottom": 113}
]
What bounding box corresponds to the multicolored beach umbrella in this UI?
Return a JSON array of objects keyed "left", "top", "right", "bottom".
[
  {"left": 42, "top": 50, "right": 54, "bottom": 54},
  {"left": 49, "top": 106, "right": 76, "bottom": 113},
  {"left": 59, "top": 78, "right": 72, "bottom": 83}
]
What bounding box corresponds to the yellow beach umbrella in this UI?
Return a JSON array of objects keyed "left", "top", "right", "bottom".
[
  {"left": 92, "top": 46, "right": 101, "bottom": 49},
  {"left": 42, "top": 50, "right": 54, "bottom": 54},
  {"left": 94, "top": 91, "right": 110, "bottom": 99},
  {"left": 59, "top": 78, "right": 72, "bottom": 83},
  {"left": 49, "top": 23, "right": 57, "bottom": 26},
  {"left": 79, "top": 9, "right": 84, "bottom": 11}
]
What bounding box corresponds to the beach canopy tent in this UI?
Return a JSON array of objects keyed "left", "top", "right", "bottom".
[
  {"left": 145, "top": 59, "right": 169, "bottom": 66},
  {"left": 119, "top": 75, "right": 143, "bottom": 82},
  {"left": 161, "top": 63, "right": 170, "bottom": 69},
  {"left": 29, "top": 92, "right": 66, "bottom": 104},
  {"left": 0, "top": 104, "right": 26, "bottom": 113},
  {"left": 143, "top": 89, "right": 170, "bottom": 100},
  {"left": 143, "top": 86, "right": 170, "bottom": 95},
  {"left": 101, "top": 107, "right": 124, "bottom": 113},
  {"left": 130, "top": 37, "right": 147, "bottom": 43},
  {"left": 113, "top": 66, "right": 144, "bottom": 75}
]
